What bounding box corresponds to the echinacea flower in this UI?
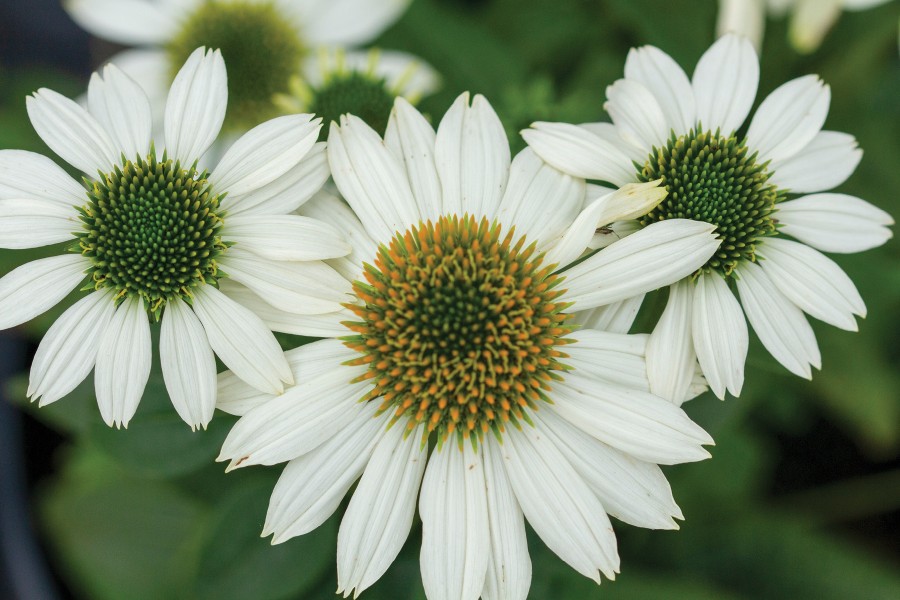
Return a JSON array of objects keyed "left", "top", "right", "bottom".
[
  {"left": 215, "top": 93, "right": 721, "bottom": 599},
  {"left": 523, "top": 34, "right": 893, "bottom": 402},
  {"left": 0, "top": 48, "right": 351, "bottom": 429},
  {"left": 65, "top": 0, "right": 419, "bottom": 130}
]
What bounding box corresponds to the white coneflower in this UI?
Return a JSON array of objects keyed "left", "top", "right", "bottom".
[
  {"left": 65, "top": 0, "right": 418, "bottom": 130},
  {"left": 215, "top": 93, "right": 721, "bottom": 599},
  {"left": 523, "top": 34, "right": 893, "bottom": 403},
  {"left": 0, "top": 48, "right": 351, "bottom": 429}
]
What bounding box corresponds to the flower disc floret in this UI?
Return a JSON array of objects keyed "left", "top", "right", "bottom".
[
  {"left": 75, "top": 153, "right": 226, "bottom": 318},
  {"left": 167, "top": 0, "right": 305, "bottom": 129},
  {"left": 343, "top": 215, "right": 574, "bottom": 448},
  {"left": 638, "top": 128, "right": 781, "bottom": 276}
]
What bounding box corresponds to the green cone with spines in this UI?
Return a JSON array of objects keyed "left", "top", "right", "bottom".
[
  {"left": 72, "top": 152, "right": 227, "bottom": 320},
  {"left": 638, "top": 128, "right": 783, "bottom": 277},
  {"left": 310, "top": 71, "right": 396, "bottom": 137}
]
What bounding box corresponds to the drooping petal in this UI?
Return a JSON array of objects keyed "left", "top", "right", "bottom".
[
  {"left": 691, "top": 33, "right": 759, "bottom": 134},
  {"left": 384, "top": 97, "right": 442, "bottom": 221},
  {"left": 736, "top": 261, "right": 821, "bottom": 379},
  {"left": 646, "top": 281, "right": 698, "bottom": 405},
  {"left": 501, "top": 422, "right": 619, "bottom": 583},
  {"left": 165, "top": 48, "right": 227, "bottom": 165},
  {"left": 522, "top": 121, "right": 635, "bottom": 186},
  {"left": 210, "top": 114, "right": 321, "bottom": 196},
  {"left": 337, "top": 420, "right": 427, "bottom": 597},
  {"left": 160, "top": 296, "right": 217, "bottom": 430},
  {"left": 0, "top": 198, "right": 79, "bottom": 249},
  {"left": 746, "top": 75, "right": 831, "bottom": 163},
  {"left": 604, "top": 79, "right": 668, "bottom": 149},
  {"left": 0, "top": 254, "right": 88, "bottom": 330},
  {"left": 265, "top": 402, "right": 388, "bottom": 543},
  {"left": 776, "top": 193, "right": 893, "bottom": 253},
  {"left": 26, "top": 89, "right": 119, "bottom": 175},
  {"left": 691, "top": 271, "right": 748, "bottom": 399},
  {"left": 191, "top": 284, "right": 293, "bottom": 395},
  {"left": 757, "top": 237, "right": 865, "bottom": 330},
  {"left": 64, "top": 0, "right": 180, "bottom": 44},
  {"left": 0, "top": 150, "right": 85, "bottom": 206},
  {"left": 420, "top": 442, "right": 490, "bottom": 600},
  {"left": 87, "top": 64, "right": 153, "bottom": 160},
  {"left": 769, "top": 131, "right": 862, "bottom": 193},
  {"left": 223, "top": 214, "right": 350, "bottom": 261},
  {"left": 624, "top": 45, "right": 697, "bottom": 133},
  {"left": 94, "top": 295, "right": 151, "bottom": 428},
  {"left": 434, "top": 93, "right": 510, "bottom": 219},
  {"left": 560, "top": 219, "right": 718, "bottom": 311},
  {"left": 28, "top": 289, "right": 116, "bottom": 406}
]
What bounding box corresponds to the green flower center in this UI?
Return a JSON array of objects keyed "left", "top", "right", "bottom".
[
  {"left": 638, "top": 129, "right": 781, "bottom": 276},
  {"left": 75, "top": 154, "right": 226, "bottom": 319},
  {"left": 309, "top": 71, "right": 396, "bottom": 136},
  {"left": 343, "top": 215, "right": 574, "bottom": 449},
  {"left": 167, "top": 0, "right": 305, "bottom": 130}
]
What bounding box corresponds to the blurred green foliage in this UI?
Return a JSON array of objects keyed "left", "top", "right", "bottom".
[{"left": 1, "top": 0, "right": 899, "bottom": 598}]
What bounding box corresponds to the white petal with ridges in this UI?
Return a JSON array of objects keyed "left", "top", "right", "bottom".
[
  {"left": 522, "top": 121, "right": 635, "bottom": 186},
  {"left": 224, "top": 214, "right": 350, "bottom": 261},
  {"left": 564, "top": 330, "right": 652, "bottom": 393},
  {"left": 646, "top": 281, "right": 697, "bottom": 405},
  {"left": 87, "top": 64, "right": 152, "bottom": 160},
  {"left": 298, "top": 190, "right": 379, "bottom": 282},
  {"left": 769, "top": 131, "right": 862, "bottom": 193},
  {"left": 337, "top": 420, "right": 427, "bottom": 597},
  {"left": 94, "top": 296, "right": 151, "bottom": 428},
  {"left": 560, "top": 219, "right": 718, "bottom": 311},
  {"left": 777, "top": 193, "right": 893, "bottom": 253},
  {"left": 691, "top": 271, "right": 747, "bottom": 398},
  {"left": 64, "top": 0, "right": 179, "bottom": 44},
  {"left": 736, "top": 261, "right": 821, "bottom": 379},
  {"left": 0, "top": 199, "right": 78, "bottom": 248},
  {"left": 165, "top": 48, "right": 227, "bottom": 165},
  {"left": 757, "top": 237, "right": 865, "bottom": 330},
  {"left": 0, "top": 150, "right": 85, "bottom": 206},
  {"left": 191, "top": 284, "right": 292, "bottom": 395},
  {"left": 604, "top": 79, "right": 668, "bottom": 149},
  {"left": 160, "top": 297, "right": 217, "bottom": 430},
  {"left": 385, "top": 97, "right": 442, "bottom": 221},
  {"left": 624, "top": 45, "right": 697, "bottom": 133},
  {"left": 28, "top": 289, "right": 115, "bottom": 406},
  {"left": 0, "top": 254, "right": 88, "bottom": 330},
  {"left": 569, "top": 294, "right": 645, "bottom": 334},
  {"left": 746, "top": 75, "right": 830, "bottom": 163},
  {"left": 691, "top": 34, "right": 759, "bottom": 134}
]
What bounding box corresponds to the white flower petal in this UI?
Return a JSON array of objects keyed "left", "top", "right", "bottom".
[
  {"left": 481, "top": 438, "right": 531, "bottom": 600},
  {"left": 0, "top": 254, "right": 88, "bottom": 329},
  {"left": 769, "top": 131, "right": 862, "bottom": 193},
  {"left": 746, "top": 75, "right": 830, "bottom": 163},
  {"left": 757, "top": 237, "right": 866, "bottom": 330},
  {"left": 224, "top": 214, "right": 350, "bottom": 261},
  {"left": 522, "top": 121, "right": 636, "bottom": 186},
  {"left": 624, "top": 45, "right": 697, "bottom": 133},
  {"left": 604, "top": 79, "right": 668, "bottom": 149},
  {"left": 221, "top": 142, "right": 329, "bottom": 216},
  {"left": 211, "top": 114, "right": 321, "bottom": 196},
  {"left": 561, "top": 219, "right": 719, "bottom": 311},
  {"left": 564, "top": 330, "right": 652, "bottom": 393},
  {"left": 160, "top": 297, "right": 217, "bottom": 430},
  {"left": 299, "top": 0, "right": 411, "bottom": 46},
  {"left": 327, "top": 115, "right": 419, "bottom": 243},
  {"left": 337, "top": 420, "right": 427, "bottom": 596},
  {"left": 495, "top": 148, "right": 584, "bottom": 248},
  {"left": 716, "top": 0, "right": 766, "bottom": 51},
  {"left": 219, "top": 248, "right": 350, "bottom": 314},
  {"left": 64, "top": 0, "right": 179, "bottom": 44},
  {"left": 536, "top": 408, "right": 683, "bottom": 530},
  {"left": 265, "top": 402, "right": 388, "bottom": 543},
  {"left": 165, "top": 48, "right": 227, "bottom": 165},
  {"left": 777, "top": 193, "right": 893, "bottom": 253},
  {"left": 0, "top": 150, "right": 85, "bottom": 206},
  {"left": 570, "top": 294, "right": 645, "bottom": 334},
  {"left": 550, "top": 370, "right": 713, "bottom": 464},
  {"left": 501, "top": 423, "right": 619, "bottom": 583},
  {"left": 420, "top": 443, "right": 490, "bottom": 600},
  {"left": 218, "top": 279, "right": 350, "bottom": 339},
  {"left": 384, "top": 97, "right": 442, "bottom": 222},
  {"left": 789, "top": 0, "right": 842, "bottom": 53},
  {"left": 691, "top": 272, "right": 748, "bottom": 399},
  {"left": 545, "top": 181, "right": 668, "bottom": 268},
  {"left": 434, "top": 93, "right": 511, "bottom": 219},
  {"left": 691, "top": 33, "right": 759, "bottom": 134},
  {"left": 99, "top": 49, "right": 169, "bottom": 125},
  {"left": 87, "top": 64, "right": 152, "bottom": 160},
  {"left": 28, "top": 290, "right": 115, "bottom": 406},
  {"left": 94, "top": 296, "right": 151, "bottom": 428},
  {"left": 736, "top": 261, "right": 821, "bottom": 379},
  {"left": 646, "top": 281, "right": 698, "bottom": 405},
  {"left": 191, "top": 284, "right": 293, "bottom": 395},
  {"left": 218, "top": 366, "right": 369, "bottom": 469},
  {"left": 26, "top": 88, "right": 119, "bottom": 175},
  {"left": 0, "top": 198, "right": 79, "bottom": 249},
  {"left": 588, "top": 220, "right": 642, "bottom": 250}
]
